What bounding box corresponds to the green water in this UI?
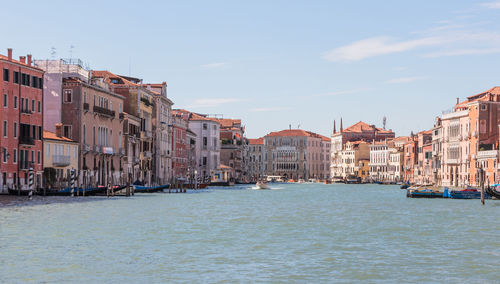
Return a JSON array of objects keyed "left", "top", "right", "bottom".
[{"left": 0, "top": 184, "right": 499, "bottom": 283}]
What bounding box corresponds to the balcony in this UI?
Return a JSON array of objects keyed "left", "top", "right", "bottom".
[
  {"left": 83, "top": 103, "right": 89, "bottom": 112},
  {"left": 20, "top": 108, "right": 31, "bottom": 115},
  {"left": 93, "top": 145, "right": 102, "bottom": 153},
  {"left": 141, "top": 131, "right": 153, "bottom": 139},
  {"left": 132, "top": 156, "right": 140, "bottom": 164},
  {"left": 102, "top": 146, "right": 114, "bottom": 155},
  {"left": 19, "top": 136, "right": 35, "bottom": 146},
  {"left": 477, "top": 150, "right": 498, "bottom": 160},
  {"left": 119, "top": 112, "right": 124, "bottom": 120},
  {"left": 19, "top": 160, "right": 33, "bottom": 170},
  {"left": 82, "top": 144, "right": 91, "bottom": 152},
  {"left": 93, "top": 105, "right": 116, "bottom": 118},
  {"left": 53, "top": 155, "right": 70, "bottom": 167},
  {"left": 144, "top": 151, "right": 152, "bottom": 159},
  {"left": 119, "top": 148, "right": 125, "bottom": 156}
]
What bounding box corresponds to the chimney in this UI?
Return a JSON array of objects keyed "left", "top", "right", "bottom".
[
  {"left": 333, "top": 120, "right": 336, "bottom": 134},
  {"left": 456, "top": 97, "right": 459, "bottom": 105},
  {"left": 19, "top": 56, "right": 26, "bottom": 64},
  {"left": 55, "top": 123, "right": 63, "bottom": 137},
  {"left": 27, "top": 54, "right": 32, "bottom": 66},
  {"left": 7, "top": 48, "right": 12, "bottom": 61}
]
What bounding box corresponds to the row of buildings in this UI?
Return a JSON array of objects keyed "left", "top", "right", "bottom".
[
  {"left": 326, "top": 86, "right": 500, "bottom": 187},
  {"left": 0, "top": 48, "right": 251, "bottom": 191}
]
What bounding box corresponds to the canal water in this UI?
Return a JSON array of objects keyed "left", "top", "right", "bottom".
[{"left": 0, "top": 184, "right": 499, "bottom": 283}]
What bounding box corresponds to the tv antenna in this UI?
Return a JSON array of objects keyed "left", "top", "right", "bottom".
[
  {"left": 383, "top": 116, "right": 387, "bottom": 130},
  {"left": 50, "top": 47, "right": 56, "bottom": 59}
]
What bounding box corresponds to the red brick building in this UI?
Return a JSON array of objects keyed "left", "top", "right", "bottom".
[
  {"left": 0, "top": 48, "right": 44, "bottom": 191},
  {"left": 171, "top": 110, "right": 189, "bottom": 179}
]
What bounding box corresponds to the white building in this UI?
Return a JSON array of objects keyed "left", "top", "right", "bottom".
[
  {"left": 173, "top": 110, "right": 220, "bottom": 179},
  {"left": 145, "top": 83, "right": 173, "bottom": 185}
]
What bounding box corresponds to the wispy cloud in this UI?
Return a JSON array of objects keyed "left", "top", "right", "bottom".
[
  {"left": 250, "top": 107, "right": 293, "bottom": 112},
  {"left": 481, "top": 1, "right": 500, "bottom": 9},
  {"left": 187, "top": 98, "right": 245, "bottom": 108},
  {"left": 323, "top": 36, "right": 443, "bottom": 62},
  {"left": 385, "top": 76, "right": 426, "bottom": 84},
  {"left": 200, "top": 62, "right": 229, "bottom": 69}
]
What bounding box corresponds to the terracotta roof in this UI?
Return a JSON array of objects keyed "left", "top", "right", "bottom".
[
  {"left": 92, "top": 70, "right": 139, "bottom": 87},
  {"left": 172, "top": 109, "right": 220, "bottom": 122},
  {"left": 0, "top": 54, "right": 44, "bottom": 71},
  {"left": 342, "top": 121, "right": 392, "bottom": 134},
  {"left": 43, "top": 130, "right": 76, "bottom": 142},
  {"left": 392, "top": 136, "right": 410, "bottom": 142},
  {"left": 248, "top": 138, "right": 264, "bottom": 145},
  {"left": 211, "top": 118, "right": 241, "bottom": 128},
  {"left": 265, "top": 129, "right": 329, "bottom": 140},
  {"left": 220, "top": 164, "right": 233, "bottom": 169},
  {"left": 417, "top": 130, "right": 432, "bottom": 135},
  {"left": 456, "top": 86, "right": 500, "bottom": 108}
]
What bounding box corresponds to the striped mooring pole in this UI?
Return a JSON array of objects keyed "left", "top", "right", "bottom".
[
  {"left": 28, "top": 168, "right": 34, "bottom": 200},
  {"left": 70, "top": 169, "right": 76, "bottom": 197}
]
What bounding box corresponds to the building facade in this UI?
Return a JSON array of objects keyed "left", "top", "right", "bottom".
[
  {"left": 247, "top": 138, "right": 265, "bottom": 181},
  {"left": 1, "top": 49, "right": 44, "bottom": 192},
  {"left": 61, "top": 77, "right": 125, "bottom": 186},
  {"left": 43, "top": 128, "right": 79, "bottom": 189}
]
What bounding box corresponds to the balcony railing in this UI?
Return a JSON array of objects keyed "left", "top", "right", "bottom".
[
  {"left": 19, "top": 160, "right": 33, "bottom": 170},
  {"left": 53, "top": 155, "right": 70, "bottom": 167},
  {"left": 119, "top": 148, "right": 125, "bottom": 155},
  {"left": 82, "top": 144, "right": 91, "bottom": 152},
  {"left": 93, "top": 105, "right": 116, "bottom": 118},
  {"left": 93, "top": 145, "right": 102, "bottom": 153},
  {"left": 19, "top": 136, "right": 35, "bottom": 146},
  {"left": 144, "top": 151, "right": 152, "bottom": 158},
  {"left": 20, "top": 108, "right": 32, "bottom": 115},
  {"left": 83, "top": 103, "right": 89, "bottom": 111},
  {"left": 119, "top": 112, "right": 124, "bottom": 120},
  {"left": 477, "top": 150, "right": 498, "bottom": 159}
]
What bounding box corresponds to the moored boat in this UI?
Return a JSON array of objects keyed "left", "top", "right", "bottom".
[
  {"left": 406, "top": 187, "right": 444, "bottom": 198},
  {"left": 133, "top": 184, "right": 169, "bottom": 193},
  {"left": 446, "top": 187, "right": 491, "bottom": 199}
]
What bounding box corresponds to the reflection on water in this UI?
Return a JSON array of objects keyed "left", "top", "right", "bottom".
[{"left": 0, "top": 184, "right": 499, "bottom": 282}]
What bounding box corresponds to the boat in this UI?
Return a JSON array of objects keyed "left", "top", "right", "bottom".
[
  {"left": 345, "top": 175, "right": 361, "bottom": 184},
  {"left": 406, "top": 187, "right": 444, "bottom": 198},
  {"left": 297, "top": 179, "right": 305, "bottom": 183},
  {"left": 446, "top": 187, "right": 491, "bottom": 199},
  {"left": 400, "top": 184, "right": 410, "bottom": 189},
  {"left": 256, "top": 180, "right": 270, "bottom": 189},
  {"left": 133, "top": 184, "right": 169, "bottom": 193},
  {"left": 486, "top": 185, "right": 500, "bottom": 199},
  {"left": 44, "top": 186, "right": 108, "bottom": 196},
  {"left": 331, "top": 176, "right": 344, "bottom": 183},
  {"left": 8, "top": 188, "right": 34, "bottom": 196}
]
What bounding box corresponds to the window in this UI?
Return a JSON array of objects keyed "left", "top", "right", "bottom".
[
  {"left": 13, "top": 122, "right": 17, "bottom": 138},
  {"left": 3, "top": 121, "right": 7, "bottom": 137},
  {"left": 13, "top": 149, "right": 17, "bottom": 163},
  {"left": 83, "top": 124, "right": 86, "bottom": 144},
  {"left": 32, "top": 76, "right": 37, "bottom": 88},
  {"left": 3, "top": 148, "right": 7, "bottom": 163},
  {"left": 31, "top": 99, "right": 35, "bottom": 112},
  {"left": 3, "top": 69, "right": 9, "bottom": 82},
  {"left": 37, "top": 151, "right": 40, "bottom": 164},
  {"left": 13, "top": 71, "right": 19, "bottom": 84},
  {"left": 203, "top": 156, "right": 207, "bottom": 165},
  {"left": 14, "top": 96, "right": 17, "bottom": 108},
  {"left": 37, "top": 101, "right": 41, "bottom": 112},
  {"left": 46, "top": 144, "right": 50, "bottom": 155},
  {"left": 93, "top": 126, "right": 96, "bottom": 144},
  {"left": 38, "top": 77, "right": 43, "bottom": 89},
  {"left": 481, "top": 104, "right": 487, "bottom": 111},
  {"left": 31, "top": 150, "right": 34, "bottom": 163},
  {"left": 203, "top": 123, "right": 207, "bottom": 130},
  {"left": 63, "top": 89, "right": 72, "bottom": 103},
  {"left": 3, "top": 94, "right": 7, "bottom": 107},
  {"left": 203, "top": 137, "right": 207, "bottom": 146},
  {"left": 38, "top": 126, "right": 42, "bottom": 140},
  {"left": 63, "top": 125, "right": 72, "bottom": 139}
]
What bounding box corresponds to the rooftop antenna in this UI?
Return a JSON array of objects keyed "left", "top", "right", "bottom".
[
  {"left": 297, "top": 124, "right": 301, "bottom": 129},
  {"left": 289, "top": 124, "right": 291, "bottom": 130},
  {"left": 69, "top": 45, "right": 75, "bottom": 59},
  {"left": 50, "top": 47, "right": 56, "bottom": 59},
  {"left": 383, "top": 116, "right": 387, "bottom": 130}
]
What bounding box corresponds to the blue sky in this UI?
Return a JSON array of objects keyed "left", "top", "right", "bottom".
[{"left": 3, "top": 0, "right": 500, "bottom": 138}]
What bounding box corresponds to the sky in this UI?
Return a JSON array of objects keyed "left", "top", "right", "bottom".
[{"left": 3, "top": 0, "right": 500, "bottom": 138}]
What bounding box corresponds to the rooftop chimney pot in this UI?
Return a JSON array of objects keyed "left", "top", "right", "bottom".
[
  {"left": 27, "top": 54, "right": 32, "bottom": 66},
  {"left": 19, "top": 56, "right": 26, "bottom": 64},
  {"left": 7, "top": 48, "right": 12, "bottom": 60},
  {"left": 55, "top": 123, "right": 63, "bottom": 138}
]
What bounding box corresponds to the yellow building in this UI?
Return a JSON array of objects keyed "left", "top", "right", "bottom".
[
  {"left": 43, "top": 128, "right": 79, "bottom": 188},
  {"left": 358, "top": 159, "right": 370, "bottom": 181}
]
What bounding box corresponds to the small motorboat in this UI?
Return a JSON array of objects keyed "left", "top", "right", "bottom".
[
  {"left": 446, "top": 187, "right": 491, "bottom": 199},
  {"left": 400, "top": 184, "right": 409, "bottom": 189},
  {"left": 406, "top": 187, "right": 444, "bottom": 198},
  {"left": 133, "top": 184, "right": 169, "bottom": 193},
  {"left": 256, "top": 180, "right": 270, "bottom": 190},
  {"left": 486, "top": 185, "right": 500, "bottom": 199}
]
